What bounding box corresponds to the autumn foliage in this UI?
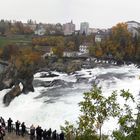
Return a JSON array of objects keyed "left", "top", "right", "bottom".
[
  {"left": 0, "top": 45, "right": 41, "bottom": 77},
  {"left": 14, "top": 48, "right": 41, "bottom": 71},
  {"left": 89, "top": 23, "right": 140, "bottom": 61}
]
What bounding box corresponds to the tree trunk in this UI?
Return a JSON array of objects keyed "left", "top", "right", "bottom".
[{"left": 99, "top": 125, "right": 102, "bottom": 140}]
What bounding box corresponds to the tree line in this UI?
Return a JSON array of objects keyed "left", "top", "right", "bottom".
[
  {"left": 0, "top": 20, "right": 34, "bottom": 35},
  {"left": 89, "top": 23, "right": 140, "bottom": 61}
]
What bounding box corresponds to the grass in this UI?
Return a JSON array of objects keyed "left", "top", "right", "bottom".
[
  {"left": 0, "top": 37, "right": 10, "bottom": 47},
  {"left": 0, "top": 35, "right": 32, "bottom": 48}
]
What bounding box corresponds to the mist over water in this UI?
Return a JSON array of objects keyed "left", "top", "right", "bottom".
[{"left": 0, "top": 64, "right": 140, "bottom": 135}]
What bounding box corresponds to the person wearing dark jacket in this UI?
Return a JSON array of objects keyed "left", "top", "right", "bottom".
[
  {"left": 0, "top": 117, "right": 5, "bottom": 128},
  {"left": 47, "top": 128, "right": 52, "bottom": 139},
  {"left": 7, "top": 118, "right": 13, "bottom": 132},
  {"left": 15, "top": 120, "right": 20, "bottom": 135},
  {"left": 60, "top": 131, "right": 64, "bottom": 140},
  {"left": 52, "top": 130, "right": 57, "bottom": 140},
  {"left": 0, "top": 125, "right": 5, "bottom": 140},
  {"left": 21, "top": 122, "right": 26, "bottom": 137},
  {"left": 30, "top": 124, "right": 35, "bottom": 140},
  {"left": 42, "top": 129, "right": 47, "bottom": 140},
  {"left": 36, "top": 126, "right": 43, "bottom": 140},
  {"left": 36, "top": 126, "right": 40, "bottom": 140}
]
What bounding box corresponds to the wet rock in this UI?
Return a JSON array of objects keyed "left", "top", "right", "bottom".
[
  {"left": 20, "top": 75, "right": 34, "bottom": 94},
  {"left": 77, "top": 77, "right": 89, "bottom": 83},
  {"left": 48, "top": 79, "right": 72, "bottom": 88},
  {"left": 34, "top": 79, "right": 73, "bottom": 88},
  {"left": 66, "top": 60, "right": 82, "bottom": 73},
  {"left": 116, "top": 60, "right": 125, "bottom": 65},
  {"left": 3, "top": 85, "right": 22, "bottom": 106},
  {"left": 0, "top": 63, "right": 35, "bottom": 105},
  {"left": 33, "top": 80, "right": 51, "bottom": 87},
  {"left": 40, "top": 72, "right": 59, "bottom": 78}
]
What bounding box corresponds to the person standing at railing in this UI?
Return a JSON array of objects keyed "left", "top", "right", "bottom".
[
  {"left": 15, "top": 120, "right": 20, "bottom": 135},
  {"left": 42, "top": 129, "right": 47, "bottom": 140},
  {"left": 0, "top": 117, "right": 5, "bottom": 128},
  {"left": 36, "top": 126, "right": 43, "bottom": 140},
  {"left": 52, "top": 130, "right": 57, "bottom": 140},
  {"left": 30, "top": 124, "right": 35, "bottom": 140},
  {"left": 7, "top": 118, "right": 13, "bottom": 133},
  {"left": 21, "top": 122, "right": 26, "bottom": 137},
  {"left": 47, "top": 128, "right": 52, "bottom": 139},
  {"left": 60, "top": 131, "right": 65, "bottom": 140},
  {"left": 0, "top": 124, "right": 5, "bottom": 140}
]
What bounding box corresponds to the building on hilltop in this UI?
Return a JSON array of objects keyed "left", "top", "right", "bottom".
[
  {"left": 44, "top": 23, "right": 63, "bottom": 35},
  {"left": 126, "top": 21, "right": 140, "bottom": 37},
  {"left": 63, "top": 20, "right": 75, "bottom": 36},
  {"left": 88, "top": 28, "right": 99, "bottom": 34},
  {"left": 23, "top": 23, "right": 36, "bottom": 31},
  {"left": 34, "top": 23, "right": 46, "bottom": 36},
  {"left": 79, "top": 45, "right": 89, "bottom": 54},
  {"left": 80, "top": 22, "right": 89, "bottom": 35},
  {"left": 95, "top": 29, "right": 111, "bottom": 43},
  {"left": 63, "top": 51, "right": 78, "bottom": 57},
  {"left": 42, "top": 47, "right": 54, "bottom": 58},
  {"left": 126, "top": 21, "right": 140, "bottom": 29}
]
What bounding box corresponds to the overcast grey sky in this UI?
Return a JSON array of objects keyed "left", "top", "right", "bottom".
[{"left": 0, "top": 0, "right": 140, "bottom": 29}]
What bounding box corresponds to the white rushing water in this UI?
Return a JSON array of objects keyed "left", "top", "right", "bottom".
[{"left": 0, "top": 64, "right": 140, "bottom": 137}]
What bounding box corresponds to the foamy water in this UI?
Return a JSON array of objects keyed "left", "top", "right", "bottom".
[{"left": 0, "top": 64, "right": 140, "bottom": 137}]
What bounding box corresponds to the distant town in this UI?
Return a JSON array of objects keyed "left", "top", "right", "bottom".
[
  {"left": 0, "top": 19, "right": 140, "bottom": 38},
  {"left": 0, "top": 19, "right": 140, "bottom": 61}
]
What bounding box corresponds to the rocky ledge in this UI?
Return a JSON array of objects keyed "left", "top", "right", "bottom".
[
  {"left": 3, "top": 84, "right": 22, "bottom": 106},
  {"left": 0, "top": 63, "right": 34, "bottom": 106}
]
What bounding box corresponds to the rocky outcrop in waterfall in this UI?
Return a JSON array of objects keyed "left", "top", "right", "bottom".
[
  {"left": 0, "top": 63, "right": 34, "bottom": 106},
  {"left": 3, "top": 85, "right": 22, "bottom": 106}
]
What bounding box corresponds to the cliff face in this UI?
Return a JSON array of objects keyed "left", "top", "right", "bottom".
[
  {"left": 0, "top": 63, "right": 34, "bottom": 106},
  {"left": 0, "top": 57, "right": 124, "bottom": 106},
  {"left": 0, "top": 64, "right": 15, "bottom": 90}
]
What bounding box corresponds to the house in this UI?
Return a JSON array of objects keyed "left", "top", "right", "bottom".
[
  {"left": 63, "top": 51, "right": 78, "bottom": 57},
  {"left": 79, "top": 45, "right": 89, "bottom": 54},
  {"left": 126, "top": 21, "right": 140, "bottom": 37},
  {"left": 95, "top": 29, "right": 110, "bottom": 43},
  {"left": 126, "top": 21, "right": 140, "bottom": 29},
  {"left": 28, "top": 24, "right": 37, "bottom": 31},
  {"left": 23, "top": 23, "right": 37, "bottom": 31},
  {"left": 80, "top": 22, "right": 89, "bottom": 35},
  {"left": 88, "top": 28, "right": 99, "bottom": 34},
  {"left": 63, "top": 21, "right": 75, "bottom": 36},
  {"left": 42, "top": 47, "right": 53, "bottom": 58},
  {"left": 34, "top": 24, "right": 46, "bottom": 36},
  {"left": 74, "top": 30, "right": 80, "bottom": 35},
  {"left": 95, "top": 34, "right": 105, "bottom": 42},
  {"left": 128, "top": 28, "right": 139, "bottom": 37}
]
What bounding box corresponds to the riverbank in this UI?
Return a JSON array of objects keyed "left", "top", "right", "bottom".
[{"left": 0, "top": 56, "right": 139, "bottom": 106}]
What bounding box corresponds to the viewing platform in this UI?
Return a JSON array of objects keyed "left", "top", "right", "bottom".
[{"left": 5, "top": 132, "right": 29, "bottom": 140}]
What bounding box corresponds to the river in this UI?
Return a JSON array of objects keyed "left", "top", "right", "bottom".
[{"left": 0, "top": 64, "right": 140, "bottom": 137}]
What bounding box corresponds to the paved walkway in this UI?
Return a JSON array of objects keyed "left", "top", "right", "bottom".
[{"left": 4, "top": 132, "right": 29, "bottom": 140}]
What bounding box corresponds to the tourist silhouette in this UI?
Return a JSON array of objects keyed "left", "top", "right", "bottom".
[
  {"left": 30, "top": 124, "right": 35, "bottom": 140},
  {"left": 7, "top": 118, "right": 13, "bottom": 132},
  {"left": 21, "top": 122, "right": 26, "bottom": 137},
  {"left": 15, "top": 120, "right": 20, "bottom": 135}
]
